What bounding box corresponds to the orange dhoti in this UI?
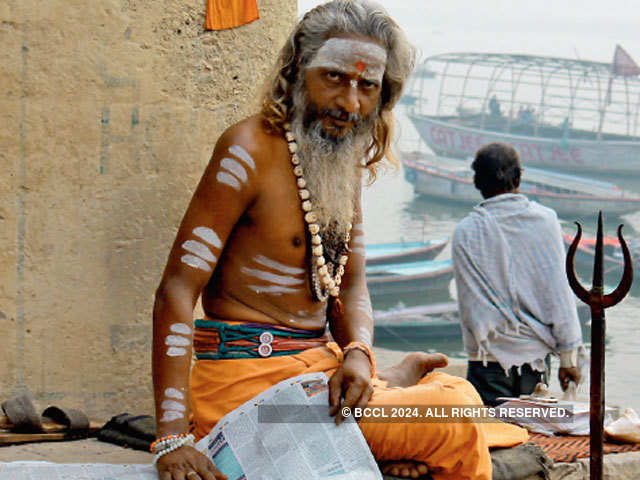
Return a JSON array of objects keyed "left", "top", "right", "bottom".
[{"left": 190, "top": 345, "right": 528, "bottom": 480}]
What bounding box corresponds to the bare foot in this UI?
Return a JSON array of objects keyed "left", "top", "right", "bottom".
[
  {"left": 380, "top": 460, "right": 429, "bottom": 478},
  {"left": 378, "top": 352, "right": 448, "bottom": 388}
]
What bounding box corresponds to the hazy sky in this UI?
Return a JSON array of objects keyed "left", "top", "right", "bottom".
[{"left": 298, "top": 0, "right": 640, "bottom": 64}]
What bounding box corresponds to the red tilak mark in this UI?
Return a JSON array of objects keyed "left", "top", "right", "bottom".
[{"left": 355, "top": 61, "right": 366, "bottom": 73}]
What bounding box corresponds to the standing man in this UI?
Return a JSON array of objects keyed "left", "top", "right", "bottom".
[
  {"left": 452, "top": 142, "right": 584, "bottom": 407},
  {"left": 152, "top": 3, "right": 528, "bottom": 479}
]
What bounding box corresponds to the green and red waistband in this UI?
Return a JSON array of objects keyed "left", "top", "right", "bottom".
[{"left": 193, "top": 319, "right": 329, "bottom": 360}]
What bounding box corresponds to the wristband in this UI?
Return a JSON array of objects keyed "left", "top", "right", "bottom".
[
  {"left": 152, "top": 433, "right": 195, "bottom": 464},
  {"left": 343, "top": 341, "right": 376, "bottom": 378}
]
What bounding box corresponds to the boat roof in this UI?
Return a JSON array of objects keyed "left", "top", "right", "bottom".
[{"left": 425, "top": 52, "right": 615, "bottom": 77}]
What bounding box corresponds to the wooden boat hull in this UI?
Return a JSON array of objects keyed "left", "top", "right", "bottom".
[
  {"left": 366, "top": 240, "right": 448, "bottom": 266},
  {"left": 366, "top": 261, "right": 453, "bottom": 296},
  {"left": 409, "top": 114, "right": 640, "bottom": 174},
  {"left": 404, "top": 159, "right": 640, "bottom": 217}
]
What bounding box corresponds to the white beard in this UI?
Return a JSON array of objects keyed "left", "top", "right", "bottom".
[{"left": 290, "top": 81, "right": 374, "bottom": 240}]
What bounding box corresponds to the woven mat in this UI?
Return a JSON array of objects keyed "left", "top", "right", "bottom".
[{"left": 528, "top": 433, "right": 640, "bottom": 463}]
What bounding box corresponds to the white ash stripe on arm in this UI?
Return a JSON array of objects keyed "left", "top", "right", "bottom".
[
  {"left": 164, "top": 388, "right": 185, "bottom": 400},
  {"left": 216, "top": 171, "right": 241, "bottom": 191},
  {"left": 181, "top": 254, "right": 212, "bottom": 272},
  {"left": 356, "top": 295, "right": 373, "bottom": 318},
  {"left": 165, "top": 335, "right": 191, "bottom": 347},
  {"left": 193, "top": 227, "right": 222, "bottom": 249},
  {"left": 169, "top": 323, "right": 192, "bottom": 335},
  {"left": 161, "top": 399, "right": 186, "bottom": 412},
  {"left": 247, "top": 285, "right": 302, "bottom": 295},
  {"left": 159, "top": 410, "right": 184, "bottom": 423},
  {"left": 253, "top": 254, "right": 305, "bottom": 275},
  {"left": 182, "top": 240, "right": 217, "bottom": 263},
  {"left": 228, "top": 145, "right": 256, "bottom": 171},
  {"left": 358, "top": 326, "right": 373, "bottom": 347},
  {"left": 241, "top": 266, "right": 304, "bottom": 286},
  {"left": 220, "top": 157, "right": 248, "bottom": 183},
  {"left": 166, "top": 347, "right": 187, "bottom": 357}
]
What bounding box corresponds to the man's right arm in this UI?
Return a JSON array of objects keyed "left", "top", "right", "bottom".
[{"left": 152, "top": 125, "right": 259, "bottom": 479}]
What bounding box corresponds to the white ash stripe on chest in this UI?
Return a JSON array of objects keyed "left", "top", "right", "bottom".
[
  {"left": 241, "top": 266, "right": 304, "bottom": 286},
  {"left": 253, "top": 254, "right": 305, "bottom": 275}
]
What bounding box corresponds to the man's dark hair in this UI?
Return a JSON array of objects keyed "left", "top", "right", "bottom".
[{"left": 472, "top": 142, "right": 522, "bottom": 198}]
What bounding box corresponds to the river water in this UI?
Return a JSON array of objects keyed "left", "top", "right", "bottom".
[{"left": 362, "top": 110, "right": 640, "bottom": 413}]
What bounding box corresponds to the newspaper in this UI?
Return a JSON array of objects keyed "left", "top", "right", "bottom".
[
  {"left": 195, "top": 372, "right": 382, "bottom": 480},
  {"left": 0, "top": 461, "right": 158, "bottom": 480}
]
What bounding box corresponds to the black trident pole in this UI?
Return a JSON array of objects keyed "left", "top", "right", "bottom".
[{"left": 566, "top": 211, "right": 633, "bottom": 480}]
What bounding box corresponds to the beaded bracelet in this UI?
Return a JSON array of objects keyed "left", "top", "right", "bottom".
[
  {"left": 343, "top": 341, "right": 376, "bottom": 378},
  {"left": 152, "top": 433, "right": 195, "bottom": 464},
  {"left": 150, "top": 433, "right": 190, "bottom": 453}
]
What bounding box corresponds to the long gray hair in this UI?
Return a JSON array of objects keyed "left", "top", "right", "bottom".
[{"left": 261, "top": 0, "right": 416, "bottom": 181}]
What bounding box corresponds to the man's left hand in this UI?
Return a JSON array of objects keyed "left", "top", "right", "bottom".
[
  {"left": 558, "top": 367, "right": 581, "bottom": 391},
  {"left": 329, "top": 349, "right": 373, "bottom": 425}
]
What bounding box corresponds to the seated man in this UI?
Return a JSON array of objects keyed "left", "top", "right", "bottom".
[
  {"left": 151, "top": 2, "right": 528, "bottom": 479},
  {"left": 451, "top": 142, "right": 584, "bottom": 407}
]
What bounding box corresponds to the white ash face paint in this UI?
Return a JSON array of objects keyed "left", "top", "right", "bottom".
[
  {"left": 220, "top": 157, "right": 248, "bottom": 183},
  {"left": 228, "top": 145, "right": 256, "bottom": 171},
  {"left": 241, "top": 266, "right": 304, "bottom": 286},
  {"left": 182, "top": 240, "right": 216, "bottom": 263},
  {"left": 193, "top": 227, "right": 222, "bottom": 249},
  {"left": 166, "top": 346, "right": 187, "bottom": 357},
  {"left": 166, "top": 335, "right": 190, "bottom": 347},
  {"left": 170, "top": 323, "right": 192, "bottom": 335},
  {"left": 159, "top": 410, "right": 184, "bottom": 423},
  {"left": 181, "top": 254, "right": 212, "bottom": 272},
  {"left": 253, "top": 255, "right": 305, "bottom": 275},
  {"left": 248, "top": 285, "right": 302, "bottom": 295},
  {"left": 164, "top": 388, "right": 185, "bottom": 400},
  {"left": 216, "top": 171, "right": 241, "bottom": 191},
  {"left": 307, "top": 37, "right": 388, "bottom": 84}
]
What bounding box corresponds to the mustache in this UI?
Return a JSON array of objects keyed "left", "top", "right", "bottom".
[{"left": 320, "top": 108, "right": 362, "bottom": 124}]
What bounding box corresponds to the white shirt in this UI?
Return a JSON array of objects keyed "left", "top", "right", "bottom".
[{"left": 452, "top": 193, "right": 583, "bottom": 372}]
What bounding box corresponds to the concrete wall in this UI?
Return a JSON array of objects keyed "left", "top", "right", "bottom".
[{"left": 0, "top": 0, "right": 297, "bottom": 417}]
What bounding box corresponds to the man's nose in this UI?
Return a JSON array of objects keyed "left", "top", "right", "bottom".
[{"left": 336, "top": 83, "right": 360, "bottom": 114}]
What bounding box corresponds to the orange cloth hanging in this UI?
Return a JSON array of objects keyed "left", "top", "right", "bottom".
[{"left": 205, "top": 0, "right": 259, "bottom": 31}]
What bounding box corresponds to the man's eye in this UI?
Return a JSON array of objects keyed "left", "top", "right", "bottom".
[
  {"left": 326, "top": 72, "right": 341, "bottom": 82},
  {"left": 362, "top": 80, "right": 379, "bottom": 90}
]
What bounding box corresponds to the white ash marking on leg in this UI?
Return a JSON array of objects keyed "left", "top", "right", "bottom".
[
  {"left": 170, "top": 323, "right": 192, "bottom": 335},
  {"left": 181, "top": 254, "right": 212, "bottom": 272},
  {"left": 159, "top": 410, "right": 184, "bottom": 422},
  {"left": 228, "top": 145, "right": 256, "bottom": 171},
  {"left": 216, "top": 171, "right": 241, "bottom": 191},
  {"left": 253, "top": 254, "right": 305, "bottom": 275},
  {"left": 241, "top": 266, "right": 304, "bottom": 286},
  {"left": 165, "top": 335, "right": 190, "bottom": 347},
  {"left": 166, "top": 347, "right": 187, "bottom": 357},
  {"left": 182, "top": 240, "right": 216, "bottom": 263},
  {"left": 164, "top": 388, "right": 184, "bottom": 400},
  {"left": 220, "top": 157, "right": 248, "bottom": 183},
  {"left": 193, "top": 227, "right": 222, "bottom": 249},
  {"left": 247, "top": 285, "right": 302, "bottom": 295}
]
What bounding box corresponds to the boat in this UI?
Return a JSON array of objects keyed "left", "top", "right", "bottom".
[
  {"left": 562, "top": 234, "right": 623, "bottom": 271},
  {"left": 402, "top": 153, "right": 640, "bottom": 217},
  {"left": 372, "top": 302, "right": 591, "bottom": 346},
  {"left": 366, "top": 239, "right": 448, "bottom": 265},
  {"left": 405, "top": 50, "right": 640, "bottom": 174},
  {"left": 366, "top": 259, "right": 453, "bottom": 296}
]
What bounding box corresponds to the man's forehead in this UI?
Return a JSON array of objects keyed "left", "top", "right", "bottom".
[{"left": 307, "top": 37, "right": 387, "bottom": 82}]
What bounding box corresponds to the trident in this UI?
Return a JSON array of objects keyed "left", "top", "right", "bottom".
[{"left": 566, "top": 211, "right": 633, "bottom": 480}]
